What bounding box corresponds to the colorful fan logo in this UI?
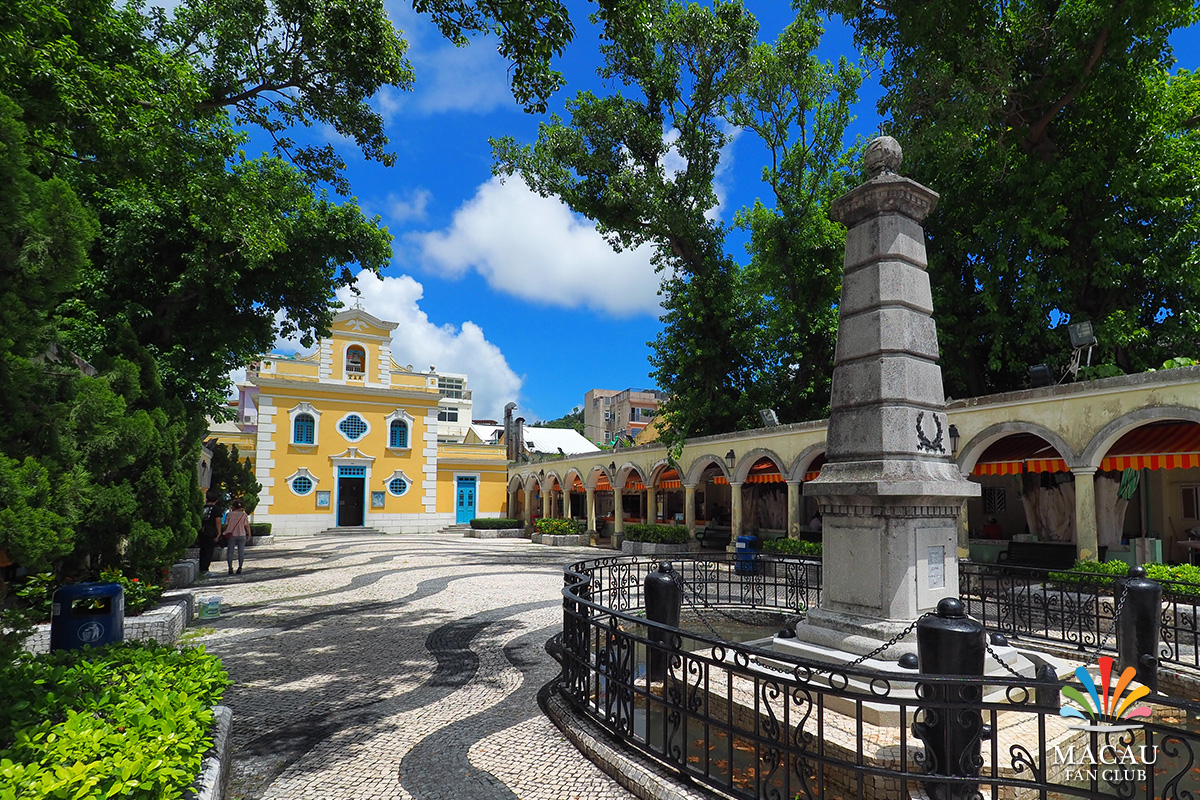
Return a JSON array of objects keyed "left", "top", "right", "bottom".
[{"left": 1060, "top": 656, "right": 1152, "bottom": 731}]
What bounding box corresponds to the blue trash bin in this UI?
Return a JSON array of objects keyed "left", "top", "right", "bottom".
[
  {"left": 50, "top": 582, "right": 124, "bottom": 652},
  {"left": 734, "top": 534, "right": 758, "bottom": 575}
]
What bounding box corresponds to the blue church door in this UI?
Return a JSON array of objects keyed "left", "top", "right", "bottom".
[{"left": 456, "top": 477, "right": 476, "bottom": 524}]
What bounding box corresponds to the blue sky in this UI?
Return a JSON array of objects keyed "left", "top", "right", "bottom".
[{"left": 259, "top": 1, "right": 1199, "bottom": 424}]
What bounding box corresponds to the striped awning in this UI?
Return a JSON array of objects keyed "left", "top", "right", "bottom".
[
  {"left": 971, "top": 434, "right": 1069, "bottom": 476},
  {"left": 803, "top": 470, "right": 821, "bottom": 481},
  {"left": 659, "top": 480, "right": 682, "bottom": 489},
  {"left": 1099, "top": 422, "right": 1200, "bottom": 471},
  {"left": 596, "top": 477, "right": 611, "bottom": 491},
  {"left": 974, "top": 458, "right": 1070, "bottom": 476},
  {"left": 746, "top": 460, "right": 784, "bottom": 483}
]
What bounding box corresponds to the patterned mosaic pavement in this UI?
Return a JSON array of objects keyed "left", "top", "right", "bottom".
[{"left": 190, "top": 533, "right": 636, "bottom": 800}]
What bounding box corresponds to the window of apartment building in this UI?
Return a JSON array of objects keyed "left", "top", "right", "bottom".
[
  {"left": 1184, "top": 485, "right": 1200, "bottom": 520},
  {"left": 982, "top": 486, "right": 1006, "bottom": 515},
  {"left": 438, "top": 377, "right": 465, "bottom": 398},
  {"left": 438, "top": 407, "right": 459, "bottom": 423}
]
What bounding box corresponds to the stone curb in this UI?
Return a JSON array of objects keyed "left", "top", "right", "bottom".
[
  {"left": 543, "top": 690, "right": 721, "bottom": 800},
  {"left": 463, "top": 528, "right": 526, "bottom": 539},
  {"left": 620, "top": 541, "right": 690, "bottom": 556},
  {"left": 187, "top": 705, "right": 233, "bottom": 800},
  {"left": 532, "top": 533, "right": 588, "bottom": 546}
]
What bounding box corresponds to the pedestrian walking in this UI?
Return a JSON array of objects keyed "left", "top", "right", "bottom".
[
  {"left": 225, "top": 499, "right": 251, "bottom": 575},
  {"left": 198, "top": 491, "right": 223, "bottom": 574}
]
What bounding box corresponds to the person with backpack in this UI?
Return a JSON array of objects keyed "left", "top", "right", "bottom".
[
  {"left": 198, "top": 491, "right": 224, "bottom": 575},
  {"left": 224, "top": 499, "right": 251, "bottom": 575}
]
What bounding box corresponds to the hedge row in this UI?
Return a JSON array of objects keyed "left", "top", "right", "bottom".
[
  {"left": 249, "top": 522, "right": 272, "bottom": 537},
  {"left": 0, "top": 642, "right": 229, "bottom": 799},
  {"left": 1048, "top": 559, "right": 1200, "bottom": 598},
  {"left": 470, "top": 518, "right": 523, "bottom": 530},
  {"left": 623, "top": 524, "right": 689, "bottom": 544},
  {"left": 761, "top": 538, "right": 823, "bottom": 557},
  {"left": 535, "top": 518, "right": 581, "bottom": 536}
]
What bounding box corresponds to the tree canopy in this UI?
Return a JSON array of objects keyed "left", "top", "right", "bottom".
[
  {"left": 827, "top": 0, "right": 1200, "bottom": 395},
  {"left": 0, "top": 0, "right": 580, "bottom": 582},
  {"left": 496, "top": 0, "right": 865, "bottom": 442}
]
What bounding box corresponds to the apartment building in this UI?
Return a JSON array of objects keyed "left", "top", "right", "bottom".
[{"left": 583, "top": 388, "right": 666, "bottom": 445}]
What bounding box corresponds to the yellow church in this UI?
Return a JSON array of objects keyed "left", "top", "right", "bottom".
[{"left": 210, "top": 307, "right": 509, "bottom": 536}]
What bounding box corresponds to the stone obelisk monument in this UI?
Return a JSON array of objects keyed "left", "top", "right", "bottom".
[{"left": 800, "top": 136, "right": 979, "bottom": 655}]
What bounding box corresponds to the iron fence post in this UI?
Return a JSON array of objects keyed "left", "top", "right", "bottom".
[
  {"left": 1117, "top": 565, "right": 1162, "bottom": 692},
  {"left": 645, "top": 561, "right": 682, "bottom": 683},
  {"left": 913, "top": 597, "right": 987, "bottom": 800}
]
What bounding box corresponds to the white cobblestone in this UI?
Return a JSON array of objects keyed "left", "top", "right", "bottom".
[{"left": 191, "top": 533, "right": 636, "bottom": 800}]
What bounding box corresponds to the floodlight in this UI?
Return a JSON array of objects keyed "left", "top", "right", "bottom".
[
  {"left": 1028, "top": 364, "right": 1055, "bottom": 387},
  {"left": 1068, "top": 320, "right": 1097, "bottom": 349}
]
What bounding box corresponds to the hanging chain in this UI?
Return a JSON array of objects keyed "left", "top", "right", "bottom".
[
  {"left": 985, "top": 640, "right": 1026, "bottom": 678},
  {"left": 1085, "top": 579, "right": 1131, "bottom": 666},
  {"left": 669, "top": 569, "right": 733, "bottom": 640}
]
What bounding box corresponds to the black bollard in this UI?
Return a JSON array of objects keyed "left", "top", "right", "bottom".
[
  {"left": 1034, "top": 663, "right": 1060, "bottom": 711},
  {"left": 1116, "top": 566, "right": 1161, "bottom": 692},
  {"left": 644, "top": 562, "right": 683, "bottom": 683},
  {"left": 912, "top": 597, "right": 987, "bottom": 800}
]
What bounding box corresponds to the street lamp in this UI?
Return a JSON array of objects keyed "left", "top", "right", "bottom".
[
  {"left": 948, "top": 424, "right": 960, "bottom": 455},
  {"left": 725, "top": 449, "right": 736, "bottom": 470}
]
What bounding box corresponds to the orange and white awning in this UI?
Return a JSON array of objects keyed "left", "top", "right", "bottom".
[
  {"left": 971, "top": 434, "right": 1068, "bottom": 476},
  {"left": 1099, "top": 422, "right": 1200, "bottom": 471}
]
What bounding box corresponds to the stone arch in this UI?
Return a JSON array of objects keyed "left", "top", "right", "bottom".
[
  {"left": 522, "top": 472, "right": 542, "bottom": 492},
  {"left": 563, "top": 467, "right": 586, "bottom": 491},
  {"left": 615, "top": 462, "right": 647, "bottom": 488},
  {"left": 646, "top": 458, "right": 675, "bottom": 487},
  {"left": 543, "top": 470, "right": 564, "bottom": 491},
  {"left": 958, "top": 422, "right": 1077, "bottom": 474},
  {"left": 1080, "top": 405, "right": 1200, "bottom": 468},
  {"left": 584, "top": 465, "right": 612, "bottom": 490},
  {"left": 506, "top": 474, "right": 524, "bottom": 492},
  {"left": 685, "top": 453, "right": 730, "bottom": 485},
  {"left": 788, "top": 443, "right": 827, "bottom": 482},
  {"left": 732, "top": 448, "right": 786, "bottom": 484}
]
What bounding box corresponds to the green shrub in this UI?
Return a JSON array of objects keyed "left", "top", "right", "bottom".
[
  {"left": 1048, "top": 559, "right": 1200, "bottom": 598},
  {"left": 249, "top": 522, "right": 272, "bottom": 537},
  {"left": 762, "top": 538, "right": 823, "bottom": 557},
  {"left": 0, "top": 641, "right": 229, "bottom": 799},
  {"left": 470, "top": 518, "right": 523, "bottom": 530},
  {"left": 13, "top": 574, "right": 57, "bottom": 623},
  {"left": 623, "top": 524, "right": 689, "bottom": 544},
  {"left": 99, "top": 568, "right": 164, "bottom": 616},
  {"left": 535, "top": 518, "right": 580, "bottom": 536}
]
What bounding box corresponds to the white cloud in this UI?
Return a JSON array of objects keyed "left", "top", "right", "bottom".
[
  {"left": 378, "top": 1, "right": 512, "bottom": 116},
  {"left": 387, "top": 188, "right": 432, "bottom": 223},
  {"left": 410, "top": 176, "right": 663, "bottom": 316},
  {"left": 413, "top": 42, "right": 511, "bottom": 115},
  {"left": 335, "top": 271, "right": 523, "bottom": 420}
]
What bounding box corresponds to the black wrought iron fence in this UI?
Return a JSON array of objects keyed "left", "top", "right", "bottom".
[
  {"left": 567, "top": 554, "right": 822, "bottom": 617},
  {"left": 557, "top": 555, "right": 1200, "bottom": 800},
  {"left": 959, "top": 561, "right": 1200, "bottom": 670}
]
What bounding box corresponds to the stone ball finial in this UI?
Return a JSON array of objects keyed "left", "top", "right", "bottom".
[{"left": 863, "top": 136, "right": 902, "bottom": 177}]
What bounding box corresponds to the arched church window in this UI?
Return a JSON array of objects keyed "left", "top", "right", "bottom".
[{"left": 346, "top": 345, "right": 366, "bottom": 375}]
